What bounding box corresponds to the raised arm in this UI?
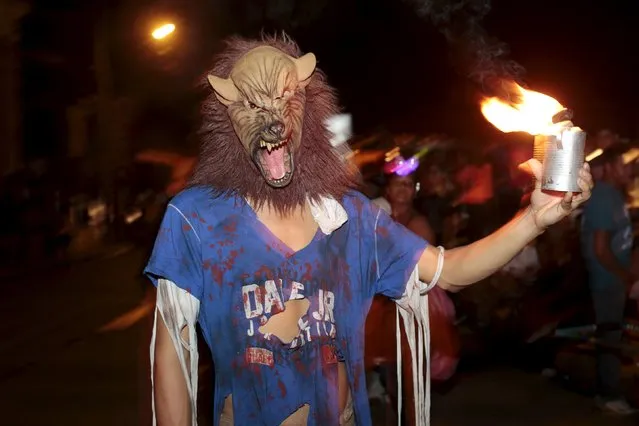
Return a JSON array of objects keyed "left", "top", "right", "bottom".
[
  {"left": 419, "top": 207, "right": 541, "bottom": 291},
  {"left": 419, "top": 160, "right": 593, "bottom": 291}
]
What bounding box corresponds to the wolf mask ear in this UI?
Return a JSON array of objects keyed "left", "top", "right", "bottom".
[
  {"left": 207, "top": 75, "right": 239, "bottom": 106},
  {"left": 293, "top": 52, "right": 316, "bottom": 87}
]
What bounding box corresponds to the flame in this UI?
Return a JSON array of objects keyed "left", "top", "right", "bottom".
[{"left": 480, "top": 83, "right": 565, "bottom": 136}]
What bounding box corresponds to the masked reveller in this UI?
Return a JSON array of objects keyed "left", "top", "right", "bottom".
[{"left": 145, "top": 35, "right": 593, "bottom": 426}]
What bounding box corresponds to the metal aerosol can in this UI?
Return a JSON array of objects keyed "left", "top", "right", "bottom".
[{"left": 534, "top": 126, "right": 586, "bottom": 192}]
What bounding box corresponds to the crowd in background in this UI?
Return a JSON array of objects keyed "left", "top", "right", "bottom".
[{"left": 359, "top": 128, "right": 639, "bottom": 417}]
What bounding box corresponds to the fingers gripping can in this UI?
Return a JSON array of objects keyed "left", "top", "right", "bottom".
[{"left": 533, "top": 127, "right": 586, "bottom": 192}]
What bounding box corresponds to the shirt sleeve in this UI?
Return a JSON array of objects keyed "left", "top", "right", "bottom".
[
  {"left": 367, "top": 201, "right": 429, "bottom": 299},
  {"left": 144, "top": 203, "right": 204, "bottom": 301},
  {"left": 583, "top": 187, "right": 614, "bottom": 231}
]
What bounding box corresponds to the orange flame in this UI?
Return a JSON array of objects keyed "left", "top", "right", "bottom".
[{"left": 480, "top": 83, "right": 565, "bottom": 136}]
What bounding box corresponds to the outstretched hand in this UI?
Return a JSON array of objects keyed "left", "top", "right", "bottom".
[{"left": 519, "top": 159, "right": 593, "bottom": 231}]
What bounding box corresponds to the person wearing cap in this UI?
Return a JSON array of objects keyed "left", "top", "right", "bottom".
[{"left": 581, "top": 144, "right": 636, "bottom": 415}]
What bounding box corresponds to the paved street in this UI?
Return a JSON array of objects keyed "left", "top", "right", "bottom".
[
  {"left": 0, "top": 248, "right": 637, "bottom": 425},
  {"left": 0, "top": 248, "right": 150, "bottom": 426},
  {"left": 431, "top": 368, "right": 637, "bottom": 426}
]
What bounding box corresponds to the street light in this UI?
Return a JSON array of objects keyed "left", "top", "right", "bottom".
[{"left": 151, "top": 23, "right": 175, "bottom": 40}]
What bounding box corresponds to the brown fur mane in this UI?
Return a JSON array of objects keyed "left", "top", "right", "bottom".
[{"left": 190, "top": 34, "right": 360, "bottom": 214}]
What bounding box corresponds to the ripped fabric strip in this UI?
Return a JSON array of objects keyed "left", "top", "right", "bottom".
[
  {"left": 151, "top": 279, "right": 200, "bottom": 426},
  {"left": 395, "top": 246, "right": 445, "bottom": 426}
]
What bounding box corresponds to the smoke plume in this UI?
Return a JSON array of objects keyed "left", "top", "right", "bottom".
[{"left": 405, "top": 0, "right": 525, "bottom": 101}]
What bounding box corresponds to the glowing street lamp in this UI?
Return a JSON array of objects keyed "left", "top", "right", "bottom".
[{"left": 151, "top": 23, "right": 175, "bottom": 40}]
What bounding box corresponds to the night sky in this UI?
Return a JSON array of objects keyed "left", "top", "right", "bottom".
[{"left": 19, "top": 0, "right": 639, "bottom": 159}]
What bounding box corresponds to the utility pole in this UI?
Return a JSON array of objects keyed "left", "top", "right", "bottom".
[
  {"left": 93, "top": 4, "right": 128, "bottom": 235},
  {"left": 94, "top": 8, "right": 115, "bottom": 189},
  {"left": 0, "top": 0, "right": 29, "bottom": 176}
]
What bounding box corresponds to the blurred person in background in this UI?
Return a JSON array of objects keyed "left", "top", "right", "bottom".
[
  {"left": 593, "top": 129, "right": 621, "bottom": 151},
  {"left": 415, "top": 161, "right": 456, "bottom": 245},
  {"left": 387, "top": 172, "right": 435, "bottom": 242},
  {"left": 453, "top": 151, "right": 495, "bottom": 240},
  {"left": 580, "top": 144, "right": 636, "bottom": 415},
  {"left": 441, "top": 206, "right": 469, "bottom": 248}
]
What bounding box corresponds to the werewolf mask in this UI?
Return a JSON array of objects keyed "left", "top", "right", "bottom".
[
  {"left": 192, "top": 35, "right": 358, "bottom": 214},
  {"left": 207, "top": 45, "right": 316, "bottom": 188}
]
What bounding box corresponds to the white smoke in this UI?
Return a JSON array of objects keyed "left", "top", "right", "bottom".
[{"left": 403, "top": 0, "right": 526, "bottom": 99}]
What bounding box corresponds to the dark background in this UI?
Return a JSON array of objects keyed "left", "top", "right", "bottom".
[{"left": 19, "top": 0, "right": 639, "bottom": 159}]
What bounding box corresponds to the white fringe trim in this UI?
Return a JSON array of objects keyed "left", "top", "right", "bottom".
[
  {"left": 151, "top": 279, "right": 200, "bottom": 426},
  {"left": 394, "top": 247, "right": 445, "bottom": 426}
]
